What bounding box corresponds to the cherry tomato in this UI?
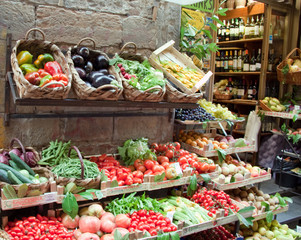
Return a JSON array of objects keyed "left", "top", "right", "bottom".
[
  {"left": 161, "top": 162, "right": 170, "bottom": 169},
  {"left": 174, "top": 142, "right": 181, "bottom": 150},
  {"left": 165, "top": 150, "right": 174, "bottom": 159},
  {"left": 152, "top": 165, "right": 165, "bottom": 173},
  {"left": 150, "top": 143, "right": 159, "bottom": 150}
]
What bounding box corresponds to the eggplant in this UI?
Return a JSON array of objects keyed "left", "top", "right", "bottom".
[
  {"left": 72, "top": 54, "right": 85, "bottom": 67},
  {"left": 75, "top": 67, "right": 86, "bottom": 80},
  {"left": 87, "top": 71, "right": 105, "bottom": 83},
  {"left": 98, "top": 69, "right": 109, "bottom": 75},
  {"left": 77, "top": 47, "right": 90, "bottom": 58},
  {"left": 108, "top": 74, "right": 116, "bottom": 80},
  {"left": 94, "top": 55, "right": 109, "bottom": 70},
  {"left": 92, "top": 75, "right": 112, "bottom": 88},
  {"left": 84, "top": 61, "right": 93, "bottom": 74}
]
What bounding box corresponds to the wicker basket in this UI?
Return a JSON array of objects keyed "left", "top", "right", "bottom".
[
  {"left": 67, "top": 38, "right": 123, "bottom": 100},
  {"left": 165, "top": 81, "right": 202, "bottom": 103},
  {"left": 11, "top": 28, "right": 72, "bottom": 99},
  {"left": 53, "top": 146, "right": 101, "bottom": 190},
  {"left": 214, "top": 93, "right": 232, "bottom": 100},
  {"left": 0, "top": 229, "right": 11, "bottom": 240},
  {"left": 259, "top": 100, "right": 273, "bottom": 111},
  {"left": 118, "top": 42, "right": 166, "bottom": 102},
  {"left": 277, "top": 48, "right": 301, "bottom": 85}
]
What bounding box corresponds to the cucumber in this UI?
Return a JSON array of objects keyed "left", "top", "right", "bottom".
[
  {"left": 0, "top": 169, "right": 12, "bottom": 183},
  {"left": 9, "top": 152, "right": 35, "bottom": 176},
  {"left": 7, "top": 170, "right": 23, "bottom": 185},
  {"left": 9, "top": 160, "right": 21, "bottom": 171},
  {"left": 0, "top": 163, "right": 32, "bottom": 183}
]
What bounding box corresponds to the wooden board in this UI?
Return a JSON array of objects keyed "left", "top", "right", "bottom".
[
  {"left": 209, "top": 172, "right": 272, "bottom": 191},
  {"left": 219, "top": 3, "right": 265, "bottom": 20},
  {"left": 149, "top": 40, "right": 211, "bottom": 94},
  {"left": 261, "top": 111, "right": 301, "bottom": 120},
  {"left": 252, "top": 205, "right": 289, "bottom": 222},
  {"left": 181, "top": 221, "right": 215, "bottom": 237}
]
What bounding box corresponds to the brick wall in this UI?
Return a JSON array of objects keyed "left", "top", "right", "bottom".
[{"left": 0, "top": 0, "right": 181, "bottom": 154}]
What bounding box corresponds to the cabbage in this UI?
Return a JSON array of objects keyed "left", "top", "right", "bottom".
[{"left": 118, "top": 138, "right": 156, "bottom": 166}]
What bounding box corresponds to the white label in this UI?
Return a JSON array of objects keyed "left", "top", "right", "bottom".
[
  {"left": 268, "top": 63, "right": 272, "bottom": 71},
  {"left": 254, "top": 26, "right": 259, "bottom": 36},
  {"left": 260, "top": 26, "right": 264, "bottom": 35},
  {"left": 250, "top": 65, "right": 256, "bottom": 71},
  {"left": 208, "top": 142, "right": 214, "bottom": 151},
  {"left": 235, "top": 27, "right": 239, "bottom": 36},
  {"left": 228, "top": 60, "right": 233, "bottom": 67},
  {"left": 245, "top": 27, "right": 250, "bottom": 36},
  {"left": 256, "top": 63, "right": 261, "bottom": 70},
  {"left": 243, "top": 63, "right": 250, "bottom": 72},
  {"left": 224, "top": 61, "right": 229, "bottom": 70},
  {"left": 238, "top": 59, "right": 242, "bottom": 69},
  {"left": 230, "top": 28, "right": 235, "bottom": 36},
  {"left": 248, "top": 89, "right": 253, "bottom": 94},
  {"left": 170, "top": 162, "right": 183, "bottom": 176},
  {"left": 239, "top": 25, "right": 244, "bottom": 33},
  {"left": 297, "top": 225, "right": 301, "bottom": 233},
  {"left": 166, "top": 211, "right": 175, "bottom": 223},
  {"left": 233, "top": 59, "right": 238, "bottom": 69},
  {"left": 238, "top": 89, "right": 244, "bottom": 97}
]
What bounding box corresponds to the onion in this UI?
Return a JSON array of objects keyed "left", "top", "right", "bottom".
[
  {"left": 0, "top": 154, "right": 9, "bottom": 165},
  {"left": 9, "top": 148, "right": 21, "bottom": 157},
  {"left": 20, "top": 151, "right": 37, "bottom": 167}
]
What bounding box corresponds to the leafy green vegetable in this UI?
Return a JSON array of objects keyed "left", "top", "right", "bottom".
[
  {"left": 62, "top": 192, "right": 78, "bottom": 219},
  {"left": 118, "top": 138, "right": 156, "bottom": 166},
  {"left": 234, "top": 139, "right": 247, "bottom": 148},
  {"left": 105, "top": 192, "right": 163, "bottom": 215},
  {"left": 111, "top": 54, "right": 166, "bottom": 91},
  {"left": 217, "top": 149, "right": 226, "bottom": 164}
]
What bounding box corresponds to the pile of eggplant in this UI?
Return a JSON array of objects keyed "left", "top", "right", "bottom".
[{"left": 72, "top": 47, "right": 118, "bottom": 88}]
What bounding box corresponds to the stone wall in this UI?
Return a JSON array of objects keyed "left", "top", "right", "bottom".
[{"left": 0, "top": 0, "right": 181, "bottom": 153}]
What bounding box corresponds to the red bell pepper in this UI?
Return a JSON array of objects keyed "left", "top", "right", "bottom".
[
  {"left": 44, "top": 61, "right": 63, "bottom": 76},
  {"left": 25, "top": 72, "right": 41, "bottom": 85},
  {"left": 52, "top": 73, "right": 68, "bottom": 86}
]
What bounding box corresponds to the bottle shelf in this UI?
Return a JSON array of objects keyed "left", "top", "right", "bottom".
[
  {"left": 217, "top": 38, "right": 263, "bottom": 45},
  {"left": 215, "top": 72, "right": 261, "bottom": 76},
  {"left": 213, "top": 99, "right": 258, "bottom": 106},
  {"left": 219, "top": 3, "right": 265, "bottom": 20}
]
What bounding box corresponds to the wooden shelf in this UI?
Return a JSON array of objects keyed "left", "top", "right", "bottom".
[
  {"left": 218, "top": 47, "right": 244, "bottom": 50},
  {"left": 213, "top": 99, "right": 258, "bottom": 106},
  {"left": 232, "top": 129, "right": 245, "bottom": 135},
  {"left": 217, "top": 38, "right": 263, "bottom": 46},
  {"left": 219, "top": 3, "right": 265, "bottom": 20},
  {"left": 215, "top": 72, "right": 261, "bottom": 76}
]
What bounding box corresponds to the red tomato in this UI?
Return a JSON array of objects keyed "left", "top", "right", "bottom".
[
  {"left": 133, "top": 170, "right": 144, "bottom": 179},
  {"left": 153, "top": 160, "right": 159, "bottom": 165},
  {"left": 152, "top": 165, "right": 165, "bottom": 173},
  {"left": 158, "top": 144, "right": 167, "bottom": 152},
  {"left": 144, "top": 160, "right": 155, "bottom": 170},
  {"left": 150, "top": 143, "right": 159, "bottom": 150},
  {"left": 209, "top": 164, "right": 216, "bottom": 172},
  {"left": 117, "top": 172, "right": 127, "bottom": 181},
  {"left": 133, "top": 178, "right": 142, "bottom": 184},
  {"left": 161, "top": 162, "right": 170, "bottom": 169},
  {"left": 200, "top": 163, "right": 209, "bottom": 172},
  {"left": 165, "top": 150, "right": 174, "bottom": 159},
  {"left": 144, "top": 170, "right": 153, "bottom": 175},
  {"left": 134, "top": 159, "right": 144, "bottom": 169},
  {"left": 178, "top": 156, "right": 187, "bottom": 165},
  {"left": 174, "top": 142, "right": 181, "bottom": 150},
  {"left": 157, "top": 156, "right": 169, "bottom": 164},
  {"left": 136, "top": 165, "right": 146, "bottom": 173}
]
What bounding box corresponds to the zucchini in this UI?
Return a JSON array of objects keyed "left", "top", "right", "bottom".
[
  {"left": 0, "top": 169, "right": 12, "bottom": 183},
  {"left": 10, "top": 153, "right": 35, "bottom": 176},
  {"left": 9, "top": 160, "right": 21, "bottom": 171},
  {"left": 7, "top": 170, "right": 23, "bottom": 185},
  {"left": 0, "top": 163, "right": 32, "bottom": 183}
]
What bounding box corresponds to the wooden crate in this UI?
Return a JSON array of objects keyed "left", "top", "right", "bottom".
[{"left": 149, "top": 40, "right": 212, "bottom": 94}]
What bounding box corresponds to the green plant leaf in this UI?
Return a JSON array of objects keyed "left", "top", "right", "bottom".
[
  {"left": 62, "top": 192, "right": 78, "bottom": 219},
  {"left": 78, "top": 192, "right": 94, "bottom": 200},
  {"left": 217, "top": 149, "right": 227, "bottom": 164},
  {"left": 208, "top": 23, "right": 217, "bottom": 31},
  {"left": 211, "top": 15, "right": 223, "bottom": 25},
  {"left": 200, "top": 173, "right": 211, "bottom": 183},
  {"left": 169, "top": 231, "right": 180, "bottom": 240},
  {"left": 100, "top": 170, "right": 108, "bottom": 181},
  {"left": 261, "top": 201, "right": 270, "bottom": 212},
  {"left": 293, "top": 114, "right": 298, "bottom": 122},
  {"left": 275, "top": 193, "right": 287, "bottom": 207},
  {"left": 266, "top": 211, "right": 274, "bottom": 223},
  {"left": 238, "top": 206, "right": 255, "bottom": 214},
  {"left": 230, "top": 175, "right": 235, "bottom": 183},
  {"left": 203, "top": 29, "right": 213, "bottom": 39},
  {"left": 154, "top": 172, "right": 165, "bottom": 182},
  {"left": 86, "top": 189, "right": 103, "bottom": 200},
  {"left": 189, "top": 174, "right": 198, "bottom": 190},
  {"left": 236, "top": 212, "right": 254, "bottom": 227},
  {"left": 283, "top": 196, "right": 293, "bottom": 204},
  {"left": 122, "top": 233, "right": 130, "bottom": 240},
  {"left": 143, "top": 231, "right": 151, "bottom": 238},
  {"left": 114, "top": 229, "right": 123, "bottom": 240}
]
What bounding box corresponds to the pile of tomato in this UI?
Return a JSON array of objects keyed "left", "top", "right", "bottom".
[
  {"left": 127, "top": 210, "right": 177, "bottom": 236},
  {"left": 90, "top": 154, "right": 144, "bottom": 186},
  {"left": 4, "top": 215, "right": 74, "bottom": 240},
  {"left": 151, "top": 142, "right": 216, "bottom": 175},
  {"left": 191, "top": 187, "right": 240, "bottom": 217},
  {"left": 187, "top": 226, "right": 235, "bottom": 240}
]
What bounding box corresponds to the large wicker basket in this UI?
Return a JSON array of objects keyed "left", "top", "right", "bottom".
[
  {"left": 277, "top": 48, "right": 301, "bottom": 85},
  {"left": 11, "top": 28, "right": 72, "bottom": 99},
  {"left": 67, "top": 38, "right": 123, "bottom": 100},
  {"left": 118, "top": 42, "right": 166, "bottom": 102},
  {"left": 53, "top": 146, "right": 101, "bottom": 190},
  {"left": 0, "top": 229, "right": 11, "bottom": 240},
  {"left": 165, "top": 81, "right": 202, "bottom": 103}
]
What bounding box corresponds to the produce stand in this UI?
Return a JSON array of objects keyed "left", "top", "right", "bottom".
[
  {"left": 251, "top": 205, "right": 289, "bottom": 222},
  {"left": 260, "top": 111, "right": 301, "bottom": 120}
]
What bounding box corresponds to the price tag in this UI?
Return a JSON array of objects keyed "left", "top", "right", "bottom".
[
  {"left": 170, "top": 162, "right": 183, "bottom": 176},
  {"left": 297, "top": 225, "right": 301, "bottom": 233},
  {"left": 207, "top": 142, "right": 214, "bottom": 151},
  {"left": 295, "top": 106, "right": 300, "bottom": 111},
  {"left": 166, "top": 211, "right": 175, "bottom": 222}
]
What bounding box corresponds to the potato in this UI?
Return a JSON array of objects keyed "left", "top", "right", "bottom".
[
  {"left": 256, "top": 196, "right": 264, "bottom": 202},
  {"left": 248, "top": 193, "right": 255, "bottom": 201},
  {"left": 251, "top": 186, "right": 258, "bottom": 193},
  {"left": 268, "top": 198, "right": 275, "bottom": 206},
  {"left": 233, "top": 188, "right": 241, "bottom": 196},
  {"left": 263, "top": 193, "right": 270, "bottom": 201},
  {"left": 240, "top": 191, "right": 248, "bottom": 198},
  {"left": 257, "top": 190, "right": 264, "bottom": 196}
]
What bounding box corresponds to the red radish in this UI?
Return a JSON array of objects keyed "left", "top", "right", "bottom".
[
  {"left": 73, "top": 229, "right": 82, "bottom": 239},
  {"left": 100, "top": 212, "right": 115, "bottom": 222},
  {"left": 79, "top": 216, "right": 101, "bottom": 233},
  {"left": 112, "top": 228, "right": 129, "bottom": 237},
  {"left": 100, "top": 234, "right": 114, "bottom": 240},
  {"left": 99, "top": 219, "right": 116, "bottom": 233},
  {"left": 120, "top": 67, "right": 125, "bottom": 72},
  {"left": 61, "top": 214, "right": 79, "bottom": 229},
  {"left": 124, "top": 74, "right": 129, "bottom": 79},
  {"left": 117, "top": 63, "right": 122, "bottom": 68},
  {"left": 115, "top": 214, "right": 131, "bottom": 228},
  {"left": 78, "top": 233, "right": 100, "bottom": 240}
]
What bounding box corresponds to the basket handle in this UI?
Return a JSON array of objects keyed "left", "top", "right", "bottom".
[
  {"left": 94, "top": 84, "right": 119, "bottom": 91},
  {"left": 285, "top": 48, "right": 301, "bottom": 61},
  {"left": 25, "top": 28, "right": 46, "bottom": 41},
  {"left": 120, "top": 42, "right": 137, "bottom": 55},
  {"left": 9, "top": 138, "right": 27, "bottom": 164},
  {"left": 77, "top": 37, "right": 96, "bottom": 50},
  {"left": 41, "top": 81, "right": 66, "bottom": 89},
  {"left": 144, "top": 86, "right": 163, "bottom": 93},
  {"left": 68, "top": 146, "right": 84, "bottom": 180}
]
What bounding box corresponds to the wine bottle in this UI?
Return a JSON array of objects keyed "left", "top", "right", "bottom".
[
  {"left": 252, "top": 80, "right": 257, "bottom": 100},
  {"left": 228, "top": 51, "right": 233, "bottom": 72},
  {"left": 259, "top": 15, "right": 264, "bottom": 37},
  {"left": 237, "top": 50, "right": 242, "bottom": 72},
  {"left": 221, "top": 20, "right": 226, "bottom": 42},
  {"left": 230, "top": 19, "right": 235, "bottom": 41},
  {"left": 243, "top": 49, "right": 250, "bottom": 72},
  {"left": 216, "top": 52, "right": 221, "bottom": 72},
  {"left": 255, "top": 15, "right": 260, "bottom": 38},
  {"left": 256, "top": 49, "right": 261, "bottom": 71},
  {"left": 268, "top": 49, "right": 274, "bottom": 72},
  {"left": 247, "top": 81, "right": 253, "bottom": 100},
  {"left": 233, "top": 50, "right": 238, "bottom": 72},
  {"left": 239, "top": 18, "right": 245, "bottom": 39},
  {"left": 224, "top": 51, "right": 229, "bottom": 72},
  {"left": 245, "top": 17, "right": 250, "bottom": 39},
  {"left": 225, "top": 21, "right": 230, "bottom": 41},
  {"left": 249, "top": 16, "right": 255, "bottom": 39},
  {"left": 235, "top": 18, "right": 239, "bottom": 40},
  {"left": 220, "top": 51, "right": 225, "bottom": 72},
  {"left": 250, "top": 49, "right": 256, "bottom": 72}
]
